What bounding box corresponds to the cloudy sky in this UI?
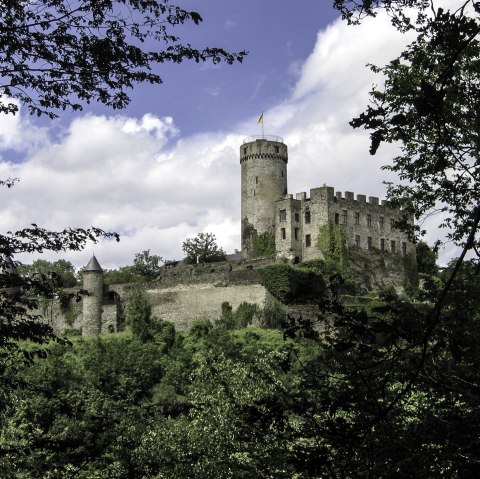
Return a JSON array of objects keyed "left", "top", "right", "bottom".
[{"left": 0, "top": 1, "right": 456, "bottom": 269}]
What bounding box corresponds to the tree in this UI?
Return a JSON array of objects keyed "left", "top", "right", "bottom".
[
  {"left": 182, "top": 232, "right": 226, "bottom": 264},
  {"left": 102, "top": 265, "right": 141, "bottom": 285},
  {"left": 340, "top": 1, "right": 480, "bottom": 255},
  {"left": 132, "top": 249, "right": 163, "bottom": 280},
  {"left": 0, "top": 220, "right": 118, "bottom": 411},
  {"left": 0, "top": 0, "right": 246, "bottom": 118},
  {"left": 334, "top": 0, "right": 435, "bottom": 28},
  {"left": 133, "top": 327, "right": 298, "bottom": 479},
  {"left": 415, "top": 240, "right": 439, "bottom": 276},
  {"left": 125, "top": 288, "right": 154, "bottom": 342},
  {"left": 0, "top": 336, "right": 164, "bottom": 478},
  {"left": 1, "top": 0, "right": 244, "bottom": 405},
  {"left": 18, "top": 258, "right": 77, "bottom": 288}
]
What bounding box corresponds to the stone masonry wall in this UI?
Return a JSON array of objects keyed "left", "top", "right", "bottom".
[
  {"left": 105, "top": 261, "right": 270, "bottom": 331},
  {"left": 275, "top": 185, "right": 414, "bottom": 263}
]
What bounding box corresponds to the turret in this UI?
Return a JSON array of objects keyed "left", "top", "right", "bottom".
[
  {"left": 240, "top": 135, "right": 288, "bottom": 258},
  {"left": 82, "top": 255, "right": 103, "bottom": 335}
]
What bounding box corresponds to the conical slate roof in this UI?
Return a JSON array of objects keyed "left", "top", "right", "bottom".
[{"left": 84, "top": 255, "right": 103, "bottom": 272}]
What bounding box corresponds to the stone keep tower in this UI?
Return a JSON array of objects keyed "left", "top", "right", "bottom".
[
  {"left": 82, "top": 255, "right": 104, "bottom": 336},
  {"left": 240, "top": 136, "right": 288, "bottom": 258}
]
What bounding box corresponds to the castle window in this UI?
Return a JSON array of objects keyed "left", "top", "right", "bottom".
[
  {"left": 281, "top": 170, "right": 284, "bottom": 177},
  {"left": 380, "top": 238, "right": 385, "bottom": 251},
  {"left": 243, "top": 147, "right": 247, "bottom": 155},
  {"left": 305, "top": 211, "right": 311, "bottom": 224},
  {"left": 355, "top": 212, "right": 360, "bottom": 225},
  {"left": 281, "top": 228, "right": 286, "bottom": 240},
  {"left": 255, "top": 176, "right": 258, "bottom": 184},
  {"left": 379, "top": 216, "right": 384, "bottom": 228},
  {"left": 390, "top": 219, "right": 395, "bottom": 231},
  {"left": 305, "top": 234, "right": 311, "bottom": 247},
  {"left": 294, "top": 227, "right": 299, "bottom": 240},
  {"left": 391, "top": 240, "right": 396, "bottom": 253},
  {"left": 279, "top": 210, "right": 287, "bottom": 222},
  {"left": 335, "top": 213, "right": 339, "bottom": 224},
  {"left": 402, "top": 242, "right": 407, "bottom": 255},
  {"left": 295, "top": 213, "right": 299, "bottom": 222},
  {"left": 355, "top": 235, "right": 360, "bottom": 248},
  {"left": 342, "top": 210, "right": 348, "bottom": 224},
  {"left": 367, "top": 214, "right": 372, "bottom": 227},
  {"left": 367, "top": 236, "right": 373, "bottom": 251},
  {"left": 275, "top": 146, "right": 279, "bottom": 153}
]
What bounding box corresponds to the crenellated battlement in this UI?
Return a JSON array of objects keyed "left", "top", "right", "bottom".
[
  {"left": 296, "top": 186, "right": 393, "bottom": 208},
  {"left": 240, "top": 138, "right": 288, "bottom": 164},
  {"left": 290, "top": 185, "right": 413, "bottom": 215}
]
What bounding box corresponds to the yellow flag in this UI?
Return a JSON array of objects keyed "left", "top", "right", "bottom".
[{"left": 257, "top": 112, "right": 264, "bottom": 124}]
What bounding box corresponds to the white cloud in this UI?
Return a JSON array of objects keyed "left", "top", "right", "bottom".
[
  {"left": 0, "top": 8, "right": 460, "bottom": 269},
  {"left": 0, "top": 111, "right": 243, "bottom": 268},
  {"left": 0, "top": 110, "right": 22, "bottom": 150}
]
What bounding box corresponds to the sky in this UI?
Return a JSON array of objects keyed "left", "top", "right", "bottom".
[{"left": 0, "top": 1, "right": 458, "bottom": 269}]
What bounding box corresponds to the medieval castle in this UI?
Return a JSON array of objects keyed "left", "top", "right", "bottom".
[
  {"left": 241, "top": 135, "right": 413, "bottom": 262},
  {"left": 70, "top": 135, "right": 414, "bottom": 335}
]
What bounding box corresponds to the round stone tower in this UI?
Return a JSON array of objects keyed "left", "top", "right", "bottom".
[
  {"left": 240, "top": 135, "right": 288, "bottom": 258},
  {"left": 82, "top": 254, "right": 104, "bottom": 336}
]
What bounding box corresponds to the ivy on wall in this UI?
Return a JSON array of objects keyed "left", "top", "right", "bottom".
[
  {"left": 252, "top": 231, "right": 276, "bottom": 258},
  {"left": 317, "top": 222, "right": 353, "bottom": 282},
  {"left": 258, "top": 263, "right": 326, "bottom": 304},
  {"left": 402, "top": 252, "right": 419, "bottom": 296}
]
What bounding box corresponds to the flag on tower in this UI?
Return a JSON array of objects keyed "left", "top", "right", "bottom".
[{"left": 257, "top": 112, "right": 264, "bottom": 124}]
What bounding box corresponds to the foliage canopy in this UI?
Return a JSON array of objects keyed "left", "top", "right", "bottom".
[
  {"left": 182, "top": 232, "right": 226, "bottom": 264},
  {"left": 0, "top": 0, "right": 246, "bottom": 117},
  {"left": 344, "top": 1, "right": 480, "bottom": 253},
  {"left": 0, "top": 221, "right": 118, "bottom": 411},
  {"left": 18, "top": 258, "right": 77, "bottom": 288}
]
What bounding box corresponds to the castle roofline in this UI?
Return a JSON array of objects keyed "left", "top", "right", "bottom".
[{"left": 84, "top": 255, "right": 103, "bottom": 272}]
